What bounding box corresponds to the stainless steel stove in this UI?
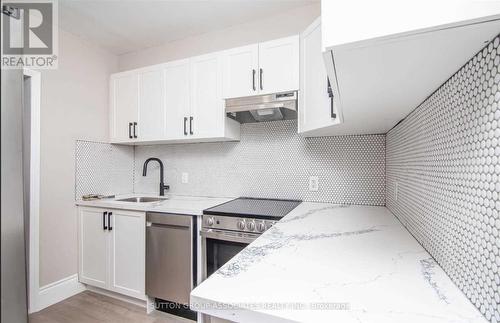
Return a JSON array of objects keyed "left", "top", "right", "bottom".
[
  {"left": 200, "top": 197, "right": 301, "bottom": 280},
  {"left": 203, "top": 197, "right": 301, "bottom": 233}
]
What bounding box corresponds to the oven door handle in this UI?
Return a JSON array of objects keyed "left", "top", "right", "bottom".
[{"left": 200, "top": 229, "right": 259, "bottom": 244}]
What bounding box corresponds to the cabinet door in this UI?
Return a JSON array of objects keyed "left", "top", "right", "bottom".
[
  {"left": 164, "top": 59, "right": 191, "bottom": 140},
  {"left": 299, "top": 19, "right": 336, "bottom": 133},
  {"left": 190, "top": 53, "right": 224, "bottom": 139},
  {"left": 258, "top": 35, "right": 299, "bottom": 95},
  {"left": 138, "top": 69, "right": 165, "bottom": 141},
  {"left": 110, "top": 73, "right": 139, "bottom": 142},
  {"left": 109, "top": 210, "right": 145, "bottom": 299},
  {"left": 222, "top": 44, "right": 259, "bottom": 99},
  {"left": 78, "top": 208, "right": 108, "bottom": 289}
]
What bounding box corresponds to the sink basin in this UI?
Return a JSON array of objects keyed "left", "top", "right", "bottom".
[{"left": 116, "top": 197, "right": 168, "bottom": 203}]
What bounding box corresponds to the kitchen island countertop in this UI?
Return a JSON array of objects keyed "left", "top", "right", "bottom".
[{"left": 190, "top": 203, "right": 486, "bottom": 323}]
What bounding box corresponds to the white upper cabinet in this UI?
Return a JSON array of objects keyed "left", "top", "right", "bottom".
[
  {"left": 110, "top": 69, "right": 165, "bottom": 142},
  {"left": 164, "top": 59, "right": 190, "bottom": 140},
  {"left": 321, "top": 1, "right": 500, "bottom": 135},
  {"left": 110, "top": 73, "right": 138, "bottom": 142},
  {"left": 110, "top": 34, "right": 301, "bottom": 144},
  {"left": 258, "top": 35, "right": 299, "bottom": 95},
  {"left": 298, "top": 18, "right": 340, "bottom": 137},
  {"left": 110, "top": 52, "right": 240, "bottom": 145},
  {"left": 138, "top": 69, "right": 165, "bottom": 141},
  {"left": 222, "top": 35, "right": 299, "bottom": 99},
  {"left": 190, "top": 52, "right": 225, "bottom": 139},
  {"left": 222, "top": 44, "right": 259, "bottom": 99}
]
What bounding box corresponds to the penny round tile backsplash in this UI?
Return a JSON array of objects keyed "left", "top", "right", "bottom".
[
  {"left": 134, "top": 120, "right": 386, "bottom": 205},
  {"left": 387, "top": 35, "right": 500, "bottom": 323},
  {"left": 76, "top": 121, "right": 386, "bottom": 205}
]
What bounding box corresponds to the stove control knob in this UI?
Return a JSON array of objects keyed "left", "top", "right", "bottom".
[
  {"left": 205, "top": 217, "right": 214, "bottom": 226},
  {"left": 256, "top": 221, "right": 266, "bottom": 232},
  {"left": 246, "top": 221, "right": 255, "bottom": 231},
  {"left": 266, "top": 221, "right": 275, "bottom": 230},
  {"left": 237, "top": 220, "right": 246, "bottom": 230}
]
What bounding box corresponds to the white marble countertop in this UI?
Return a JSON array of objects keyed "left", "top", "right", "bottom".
[
  {"left": 75, "top": 193, "right": 233, "bottom": 215},
  {"left": 190, "top": 203, "right": 486, "bottom": 323}
]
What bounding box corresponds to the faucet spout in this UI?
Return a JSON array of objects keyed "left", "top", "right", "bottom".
[{"left": 142, "top": 158, "right": 169, "bottom": 196}]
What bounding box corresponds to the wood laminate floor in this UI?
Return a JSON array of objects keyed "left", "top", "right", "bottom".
[{"left": 29, "top": 291, "right": 193, "bottom": 323}]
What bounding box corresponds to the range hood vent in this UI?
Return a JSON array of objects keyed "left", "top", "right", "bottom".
[{"left": 225, "top": 91, "right": 297, "bottom": 123}]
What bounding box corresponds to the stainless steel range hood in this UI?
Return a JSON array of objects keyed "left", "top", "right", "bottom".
[{"left": 225, "top": 91, "right": 297, "bottom": 123}]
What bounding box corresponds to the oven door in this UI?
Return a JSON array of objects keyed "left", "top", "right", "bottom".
[{"left": 201, "top": 229, "right": 260, "bottom": 280}]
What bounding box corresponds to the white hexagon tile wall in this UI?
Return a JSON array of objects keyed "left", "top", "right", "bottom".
[
  {"left": 133, "top": 120, "right": 386, "bottom": 205},
  {"left": 387, "top": 35, "right": 500, "bottom": 323},
  {"left": 75, "top": 140, "right": 134, "bottom": 199},
  {"left": 76, "top": 122, "right": 386, "bottom": 205}
]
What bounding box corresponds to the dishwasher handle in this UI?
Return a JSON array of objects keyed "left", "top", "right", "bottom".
[
  {"left": 146, "top": 212, "right": 192, "bottom": 227},
  {"left": 148, "top": 222, "right": 190, "bottom": 230}
]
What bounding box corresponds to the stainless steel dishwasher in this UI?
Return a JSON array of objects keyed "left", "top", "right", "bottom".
[{"left": 146, "top": 212, "right": 196, "bottom": 320}]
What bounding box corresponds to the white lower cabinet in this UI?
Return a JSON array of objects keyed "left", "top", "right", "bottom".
[
  {"left": 78, "top": 207, "right": 108, "bottom": 289},
  {"left": 78, "top": 207, "right": 146, "bottom": 300}
]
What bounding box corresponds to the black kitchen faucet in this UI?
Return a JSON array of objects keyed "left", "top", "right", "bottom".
[{"left": 142, "top": 158, "right": 170, "bottom": 196}]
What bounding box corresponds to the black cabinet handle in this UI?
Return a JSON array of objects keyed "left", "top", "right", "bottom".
[
  {"left": 108, "top": 212, "right": 112, "bottom": 231},
  {"left": 133, "top": 122, "right": 138, "bottom": 138},
  {"left": 103, "top": 211, "right": 108, "bottom": 230},
  {"left": 252, "top": 69, "right": 256, "bottom": 91},
  {"left": 128, "top": 123, "right": 132, "bottom": 139},
  {"left": 189, "top": 116, "right": 193, "bottom": 135},
  {"left": 327, "top": 78, "right": 336, "bottom": 119},
  {"left": 259, "top": 68, "right": 263, "bottom": 90},
  {"left": 183, "top": 117, "right": 188, "bottom": 135},
  {"left": 330, "top": 96, "right": 335, "bottom": 119}
]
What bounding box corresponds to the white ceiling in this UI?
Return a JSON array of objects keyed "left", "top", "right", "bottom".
[{"left": 58, "top": 0, "right": 318, "bottom": 55}]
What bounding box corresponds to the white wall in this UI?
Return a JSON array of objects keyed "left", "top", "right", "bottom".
[
  {"left": 39, "top": 29, "right": 118, "bottom": 286},
  {"left": 118, "top": 3, "right": 320, "bottom": 71}
]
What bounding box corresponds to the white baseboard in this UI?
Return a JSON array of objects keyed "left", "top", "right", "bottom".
[
  {"left": 35, "top": 274, "right": 85, "bottom": 311},
  {"left": 86, "top": 285, "right": 146, "bottom": 308}
]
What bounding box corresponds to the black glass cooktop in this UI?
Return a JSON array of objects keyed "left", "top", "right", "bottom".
[{"left": 203, "top": 197, "right": 302, "bottom": 219}]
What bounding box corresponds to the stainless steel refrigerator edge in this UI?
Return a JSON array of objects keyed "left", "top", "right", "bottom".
[{"left": 1, "top": 8, "right": 29, "bottom": 322}]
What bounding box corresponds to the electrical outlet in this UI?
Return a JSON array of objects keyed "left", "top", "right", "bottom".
[
  {"left": 309, "top": 176, "right": 319, "bottom": 191},
  {"left": 181, "top": 172, "right": 189, "bottom": 184}
]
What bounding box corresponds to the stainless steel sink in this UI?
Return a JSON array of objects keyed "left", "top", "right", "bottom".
[{"left": 116, "top": 197, "right": 168, "bottom": 203}]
